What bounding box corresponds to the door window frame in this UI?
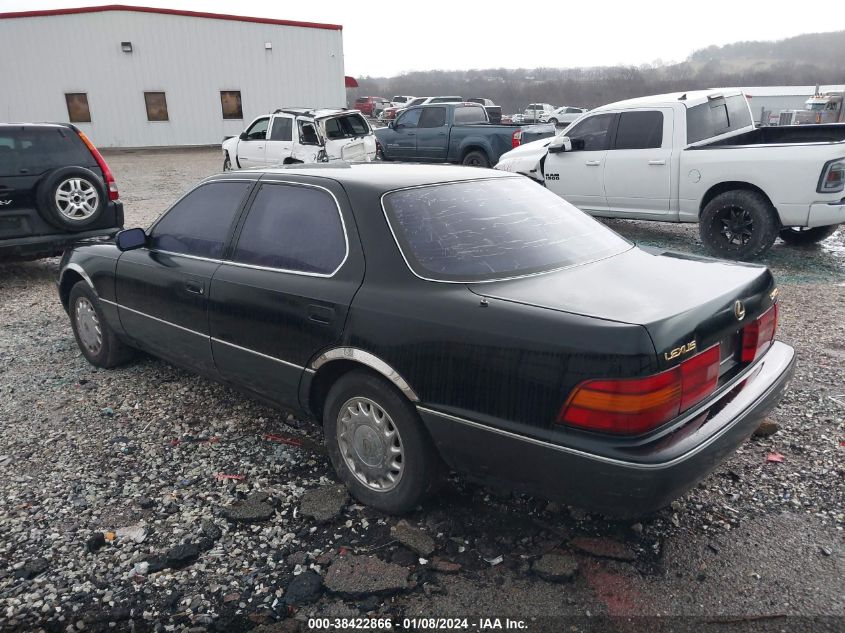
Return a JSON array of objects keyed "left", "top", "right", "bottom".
[{"left": 244, "top": 117, "right": 270, "bottom": 141}]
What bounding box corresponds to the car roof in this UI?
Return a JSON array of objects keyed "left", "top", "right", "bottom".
[
  {"left": 592, "top": 88, "right": 745, "bottom": 112},
  {"left": 273, "top": 107, "right": 356, "bottom": 119},
  {"left": 0, "top": 122, "right": 73, "bottom": 129},
  {"left": 218, "top": 162, "right": 518, "bottom": 192}
]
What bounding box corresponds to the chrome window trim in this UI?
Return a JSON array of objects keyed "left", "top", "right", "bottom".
[
  {"left": 379, "top": 177, "right": 633, "bottom": 285},
  {"left": 311, "top": 348, "right": 419, "bottom": 402}
]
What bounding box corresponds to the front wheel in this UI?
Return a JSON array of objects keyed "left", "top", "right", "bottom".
[
  {"left": 778, "top": 224, "right": 839, "bottom": 246},
  {"left": 68, "top": 281, "right": 135, "bottom": 368},
  {"left": 223, "top": 152, "right": 232, "bottom": 171},
  {"left": 699, "top": 190, "right": 779, "bottom": 260},
  {"left": 323, "top": 370, "right": 442, "bottom": 514},
  {"left": 548, "top": 118, "right": 558, "bottom": 126},
  {"left": 462, "top": 150, "right": 490, "bottom": 168}
]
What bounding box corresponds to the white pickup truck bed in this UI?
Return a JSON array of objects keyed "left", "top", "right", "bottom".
[{"left": 496, "top": 89, "right": 845, "bottom": 259}]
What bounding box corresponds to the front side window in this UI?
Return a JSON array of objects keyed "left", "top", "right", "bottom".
[
  {"left": 144, "top": 92, "right": 169, "bottom": 121},
  {"left": 454, "top": 106, "right": 487, "bottom": 124},
  {"left": 614, "top": 111, "right": 664, "bottom": 150},
  {"left": 566, "top": 113, "right": 615, "bottom": 151},
  {"left": 149, "top": 182, "right": 252, "bottom": 259},
  {"left": 383, "top": 177, "right": 630, "bottom": 282},
  {"left": 419, "top": 107, "right": 447, "bottom": 128},
  {"left": 65, "top": 93, "right": 91, "bottom": 123},
  {"left": 270, "top": 117, "right": 293, "bottom": 141},
  {"left": 396, "top": 108, "right": 422, "bottom": 129},
  {"left": 244, "top": 117, "right": 269, "bottom": 141},
  {"left": 220, "top": 91, "right": 243, "bottom": 120},
  {"left": 234, "top": 184, "right": 346, "bottom": 275}
]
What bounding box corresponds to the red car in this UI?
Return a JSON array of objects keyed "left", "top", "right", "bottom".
[{"left": 353, "top": 96, "right": 389, "bottom": 117}]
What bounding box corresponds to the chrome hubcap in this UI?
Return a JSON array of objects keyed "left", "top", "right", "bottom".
[
  {"left": 55, "top": 178, "right": 99, "bottom": 220},
  {"left": 336, "top": 397, "right": 404, "bottom": 491},
  {"left": 74, "top": 297, "right": 102, "bottom": 355}
]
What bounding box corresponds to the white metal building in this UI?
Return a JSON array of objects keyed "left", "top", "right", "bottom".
[{"left": 0, "top": 5, "right": 347, "bottom": 148}]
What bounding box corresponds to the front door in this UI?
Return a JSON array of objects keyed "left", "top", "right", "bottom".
[
  {"left": 543, "top": 112, "right": 616, "bottom": 214},
  {"left": 415, "top": 106, "right": 449, "bottom": 161},
  {"left": 263, "top": 115, "right": 294, "bottom": 166},
  {"left": 603, "top": 108, "right": 675, "bottom": 218},
  {"left": 236, "top": 117, "right": 270, "bottom": 168},
  {"left": 385, "top": 108, "right": 422, "bottom": 160},
  {"left": 209, "top": 180, "right": 364, "bottom": 407},
  {"left": 115, "top": 180, "right": 254, "bottom": 373}
]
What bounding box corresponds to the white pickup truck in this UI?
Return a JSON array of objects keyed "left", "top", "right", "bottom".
[
  {"left": 222, "top": 108, "right": 376, "bottom": 171},
  {"left": 496, "top": 89, "right": 845, "bottom": 259}
]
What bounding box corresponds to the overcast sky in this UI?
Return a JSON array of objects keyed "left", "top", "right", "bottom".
[{"left": 2, "top": 0, "right": 844, "bottom": 76}]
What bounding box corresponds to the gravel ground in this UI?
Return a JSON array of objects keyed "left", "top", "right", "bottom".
[{"left": 0, "top": 148, "right": 843, "bottom": 633}]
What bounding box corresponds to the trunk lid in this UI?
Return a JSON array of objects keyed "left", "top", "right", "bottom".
[{"left": 468, "top": 247, "right": 776, "bottom": 371}]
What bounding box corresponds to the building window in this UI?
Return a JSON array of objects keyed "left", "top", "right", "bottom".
[
  {"left": 220, "top": 91, "right": 243, "bottom": 120},
  {"left": 65, "top": 93, "right": 91, "bottom": 123},
  {"left": 144, "top": 92, "right": 169, "bottom": 121}
]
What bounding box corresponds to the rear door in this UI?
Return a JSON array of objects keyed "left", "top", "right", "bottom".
[
  {"left": 236, "top": 117, "right": 270, "bottom": 168},
  {"left": 415, "top": 106, "right": 449, "bottom": 161},
  {"left": 603, "top": 108, "right": 674, "bottom": 217},
  {"left": 543, "top": 112, "right": 616, "bottom": 214},
  {"left": 115, "top": 180, "right": 254, "bottom": 372},
  {"left": 209, "top": 179, "right": 364, "bottom": 406},
  {"left": 263, "top": 115, "right": 295, "bottom": 166}
]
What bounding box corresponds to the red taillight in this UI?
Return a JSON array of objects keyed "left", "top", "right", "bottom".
[
  {"left": 512, "top": 130, "right": 522, "bottom": 148},
  {"left": 741, "top": 303, "right": 778, "bottom": 363},
  {"left": 558, "top": 345, "right": 721, "bottom": 435},
  {"left": 77, "top": 130, "right": 119, "bottom": 201}
]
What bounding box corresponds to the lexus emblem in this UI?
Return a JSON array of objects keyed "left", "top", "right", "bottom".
[{"left": 734, "top": 300, "right": 746, "bottom": 321}]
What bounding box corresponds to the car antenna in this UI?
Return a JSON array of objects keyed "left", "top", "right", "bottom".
[{"left": 678, "top": 93, "right": 687, "bottom": 101}]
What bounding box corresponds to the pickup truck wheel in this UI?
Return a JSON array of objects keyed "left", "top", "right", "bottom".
[
  {"left": 699, "top": 190, "right": 779, "bottom": 260},
  {"left": 462, "top": 150, "right": 490, "bottom": 168},
  {"left": 778, "top": 224, "right": 839, "bottom": 246},
  {"left": 36, "top": 166, "right": 106, "bottom": 231},
  {"left": 223, "top": 152, "right": 232, "bottom": 171},
  {"left": 68, "top": 281, "right": 135, "bottom": 368},
  {"left": 323, "top": 369, "right": 442, "bottom": 514}
]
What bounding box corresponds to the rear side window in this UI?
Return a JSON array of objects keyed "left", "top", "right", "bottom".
[
  {"left": 234, "top": 184, "right": 346, "bottom": 275},
  {"left": 150, "top": 181, "right": 252, "bottom": 259},
  {"left": 419, "top": 107, "right": 447, "bottom": 128},
  {"left": 614, "top": 111, "right": 664, "bottom": 149},
  {"left": 454, "top": 106, "right": 487, "bottom": 124},
  {"left": 324, "top": 114, "right": 370, "bottom": 139},
  {"left": 686, "top": 95, "right": 752, "bottom": 144},
  {"left": 270, "top": 117, "right": 293, "bottom": 141},
  {"left": 0, "top": 127, "right": 92, "bottom": 175},
  {"left": 383, "top": 178, "right": 630, "bottom": 282}
]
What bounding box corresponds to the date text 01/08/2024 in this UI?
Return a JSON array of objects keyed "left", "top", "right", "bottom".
[{"left": 307, "top": 617, "right": 529, "bottom": 630}]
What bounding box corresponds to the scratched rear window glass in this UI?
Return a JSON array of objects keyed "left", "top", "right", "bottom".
[{"left": 383, "top": 177, "right": 631, "bottom": 282}]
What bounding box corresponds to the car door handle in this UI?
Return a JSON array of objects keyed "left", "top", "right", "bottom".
[
  {"left": 185, "top": 280, "right": 205, "bottom": 295},
  {"left": 585, "top": 160, "right": 602, "bottom": 166},
  {"left": 648, "top": 159, "right": 666, "bottom": 165},
  {"left": 308, "top": 305, "right": 334, "bottom": 325}
]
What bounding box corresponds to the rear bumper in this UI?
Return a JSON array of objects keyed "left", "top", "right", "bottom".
[
  {"left": 0, "top": 226, "right": 120, "bottom": 260},
  {"left": 807, "top": 199, "right": 845, "bottom": 228},
  {"left": 418, "top": 341, "right": 795, "bottom": 517}
]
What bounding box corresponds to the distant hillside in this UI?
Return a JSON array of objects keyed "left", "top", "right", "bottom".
[{"left": 351, "top": 30, "right": 845, "bottom": 113}]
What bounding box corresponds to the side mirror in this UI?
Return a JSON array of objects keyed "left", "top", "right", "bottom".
[
  {"left": 548, "top": 135, "right": 573, "bottom": 153},
  {"left": 116, "top": 227, "right": 147, "bottom": 252},
  {"left": 239, "top": 132, "right": 247, "bottom": 141}
]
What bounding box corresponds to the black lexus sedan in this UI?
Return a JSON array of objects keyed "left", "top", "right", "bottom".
[{"left": 57, "top": 164, "right": 795, "bottom": 517}]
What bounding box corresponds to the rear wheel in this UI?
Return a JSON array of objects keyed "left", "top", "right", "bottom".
[
  {"left": 462, "top": 150, "right": 490, "bottom": 168},
  {"left": 68, "top": 281, "right": 134, "bottom": 368},
  {"left": 778, "top": 224, "right": 839, "bottom": 246},
  {"left": 699, "top": 190, "right": 779, "bottom": 260},
  {"left": 323, "top": 369, "right": 442, "bottom": 514}
]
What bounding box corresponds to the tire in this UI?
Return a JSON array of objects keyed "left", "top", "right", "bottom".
[
  {"left": 548, "top": 118, "right": 558, "bottom": 126},
  {"left": 698, "top": 190, "right": 779, "bottom": 260},
  {"left": 68, "top": 281, "right": 135, "bottom": 368},
  {"left": 36, "top": 166, "right": 106, "bottom": 231},
  {"left": 223, "top": 152, "right": 232, "bottom": 171},
  {"left": 462, "top": 150, "right": 490, "bottom": 168},
  {"left": 778, "top": 224, "right": 839, "bottom": 246},
  {"left": 323, "top": 369, "right": 442, "bottom": 514}
]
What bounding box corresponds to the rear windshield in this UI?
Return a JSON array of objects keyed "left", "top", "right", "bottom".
[
  {"left": 0, "top": 126, "right": 91, "bottom": 176},
  {"left": 454, "top": 106, "right": 487, "bottom": 124},
  {"left": 323, "top": 114, "right": 370, "bottom": 139},
  {"left": 393, "top": 96, "right": 408, "bottom": 103},
  {"left": 382, "top": 178, "right": 630, "bottom": 282},
  {"left": 686, "top": 95, "right": 753, "bottom": 144},
  {"left": 430, "top": 97, "right": 462, "bottom": 103}
]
